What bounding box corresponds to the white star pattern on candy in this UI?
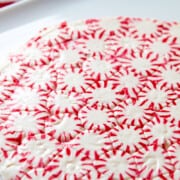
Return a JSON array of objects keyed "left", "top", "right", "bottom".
[
  {"left": 79, "top": 105, "right": 117, "bottom": 132},
  {"left": 114, "top": 98, "right": 153, "bottom": 126},
  {"left": 46, "top": 113, "right": 83, "bottom": 142},
  {"left": 19, "top": 42, "right": 60, "bottom": 66},
  {"left": 138, "top": 81, "right": 177, "bottom": 109},
  {"left": 47, "top": 90, "right": 85, "bottom": 114},
  {"left": 84, "top": 80, "right": 125, "bottom": 108},
  {"left": 130, "top": 19, "right": 160, "bottom": 37},
  {"left": 72, "top": 130, "right": 113, "bottom": 158},
  {"left": 143, "top": 115, "right": 179, "bottom": 147},
  {"left": 7, "top": 86, "right": 47, "bottom": 111},
  {"left": 0, "top": 60, "right": 25, "bottom": 82},
  {"left": 95, "top": 150, "right": 137, "bottom": 179},
  {"left": 110, "top": 124, "right": 148, "bottom": 153},
  {"left": 56, "top": 66, "right": 90, "bottom": 93},
  {"left": 82, "top": 55, "right": 120, "bottom": 80},
  {"left": 20, "top": 64, "right": 57, "bottom": 90},
  {"left": 134, "top": 146, "right": 174, "bottom": 179}
]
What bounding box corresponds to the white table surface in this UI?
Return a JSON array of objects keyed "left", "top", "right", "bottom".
[{"left": 0, "top": 0, "right": 180, "bottom": 57}]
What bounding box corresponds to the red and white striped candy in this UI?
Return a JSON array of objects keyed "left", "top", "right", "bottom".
[{"left": 0, "top": 16, "right": 180, "bottom": 180}]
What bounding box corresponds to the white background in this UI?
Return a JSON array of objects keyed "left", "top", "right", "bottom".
[{"left": 0, "top": 0, "right": 180, "bottom": 57}]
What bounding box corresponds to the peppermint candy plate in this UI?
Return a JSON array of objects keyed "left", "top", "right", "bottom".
[{"left": 0, "top": 16, "right": 180, "bottom": 180}]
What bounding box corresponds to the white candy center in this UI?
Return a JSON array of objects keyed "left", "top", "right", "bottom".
[
  {"left": 150, "top": 41, "right": 170, "bottom": 56},
  {"left": 115, "top": 127, "right": 141, "bottom": 146},
  {"left": 29, "top": 68, "right": 51, "bottom": 85},
  {"left": 88, "top": 59, "right": 112, "bottom": 74},
  {"left": 86, "top": 109, "right": 108, "bottom": 125},
  {"left": 60, "top": 156, "right": 82, "bottom": 174},
  {"left": 124, "top": 104, "right": 144, "bottom": 120},
  {"left": 170, "top": 24, "right": 180, "bottom": 37},
  {"left": 12, "top": 114, "right": 37, "bottom": 133},
  {"left": 91, "top": 87, "right": 116, "bottom": 105},
  {"left": 63, "top": 72, "right": 85, "bottom": 88},
  {"left": 151, "top": 123, "right": 173, "bottom": 142},
  {"left": 106, "top": 154, "right": 128, "bottom": 174},
  {"left": 170, "top": 102, "right": 180, "bottom": 120},
  {"left": 60, "top": 49, "right": 80, "bottom": 65},
  {"left": 121, "top": 74, "right": 139, "bottom": 88},
  {"left": 135, "top": 21, "right": 157, "bottom": 35},
  {"left": 54, "top": 94, "right": 76, "bottom": 110},
  {"left": 100, "top": 19, "right": 120, "bottom": 31},
  {"left": 143, "top": 150, "right": 165, "bottom": 173},
  {"left": 0, "top": 62, "right": 20, "bottom": 77},
  {"left": 86, "top": 39, "right": 105, "bottom": 52},
  {"left": 131, "top": 58, "right": 151, "bottom": 73},
  {"left": 161, "top": 69, "right": 180, "bottom": 84},
  {"left": 12, "top": 88, "right": 40, "bottom": 108},
  {"left": 24, "top": 47, "right": 43, "bottom": 62},
  {"left": 119, "top": 37, "right": 139, "bottom": 49},
  {"left": 53, "top": 115, "right": 77, "bottom": 133},
  {"left": 146, "top": 89, "right": 167, "bottom": 105},
  {"left": 79, "top": 131, "right": 104, "bottom": 151}
]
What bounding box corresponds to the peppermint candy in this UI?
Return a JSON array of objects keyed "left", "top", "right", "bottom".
[{"left": 0, "top": 17, "right": 179, "bottom": 180}]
